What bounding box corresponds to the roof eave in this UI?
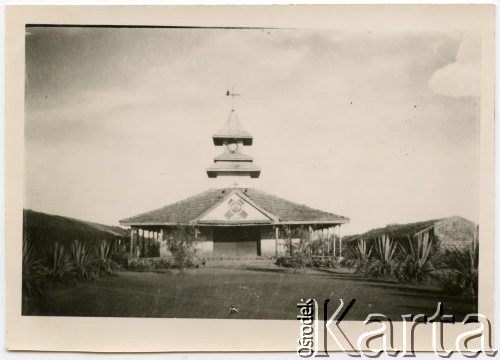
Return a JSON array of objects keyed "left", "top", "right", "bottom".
[
  {"left": 276, "top": 219, "right": 350, "bottom": 225},
  {"left": 120, "top": 219, "right": 349, "bottom": 227},
  {"left": 213, "top": 136, "right": 253, "bottom": 146},
  {"left": 206, "top": 169, "right": 261, "bottom": 178}
]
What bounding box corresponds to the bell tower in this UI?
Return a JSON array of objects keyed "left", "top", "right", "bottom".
[{"left": 206, "top": 90, "right": 261, "bottom": 179}]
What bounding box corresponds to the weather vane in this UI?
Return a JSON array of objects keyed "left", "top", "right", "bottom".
[{"left": 226, "top": 88, "right": 241, "bottom": 110}]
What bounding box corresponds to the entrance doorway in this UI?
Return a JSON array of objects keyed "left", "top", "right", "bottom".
[{"left": 213, "top": 227, "right": 261, "bottom": 258}]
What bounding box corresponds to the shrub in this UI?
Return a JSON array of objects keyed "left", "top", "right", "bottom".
[
  {"left": 277, "top": 227, "right": 340, "bottom": 272},
  {"left": 111, "top": 249, "right": 130, "bottom": 268},
  {"left": 394, "top": 232, "right": 439, "bottom": 284},
  {"left": 22, "top": 240, "right": 46, "bottom": 297},
  {"left": 151, "top": 257, "right": 172, "bottom": 270},
  {"left": 70, "top": 240, "right": 98, "bottom": 281},
  {"left": 366, "top": 235, "right": 398, "bottom": 278},
  {"left": 96, "top": 240, "right": 118, "bottom": 275},
  {"left": 44, "top": 242, "right": 73, "bottom": 282},
  {"left": 439, "top": 240, "right": 478, "bottom": 299},
  {"left": 278, "top": 226, "right": 313, "bottom": 272},
  {"left": 276, "top": 255, "right": 306, "bottom": 271},
  {"left": 436, "top": 270, "right": 464, "bottom": 296},
  {"left": 168, "top": 226, "right": 197, "bottom": 274},
  {"left": 275, "top": 256, "right": 288, "bottom": 267},
  {"left": 343, "top": 258, "right": 357, "bottom": 270},
  {"left": 309, "top": 256, "right": 338, "bottom": 269},
  {"left": 127, "top": 258, "right": 151, "bottom": 272},
  {"left": 287, "top": 239, "right": 311, "bottom": 273},
  {"left": 350, "top": 238, "right": 372, "bottom": 274},
  {"left": 127, "top": 257, "right": 173, "bottom": 271},
  {"left": 308, "top": 236, "right": 338, "bottom": 256},
  {"left": 275, "top": 237, "right": 316, "bottom": 272},
  {"left": 276, "top": 254, "right": 337, "bottom": 271}
]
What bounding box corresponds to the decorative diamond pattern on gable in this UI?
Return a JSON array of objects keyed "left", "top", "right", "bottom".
[{"left": 200, "top": 192, "right": 272, "bottom": 224}]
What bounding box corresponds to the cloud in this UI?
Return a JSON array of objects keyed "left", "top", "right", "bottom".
[
  {"left": 24, "top": 29, "right": 480, "bottom": 232},
  {"left": 428, "top": 36, "right": 481, "bottom": 97}
]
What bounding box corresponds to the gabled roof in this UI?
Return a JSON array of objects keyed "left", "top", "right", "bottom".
[{"left": 119, "top": 188, "right": 349, "bottom": 226}]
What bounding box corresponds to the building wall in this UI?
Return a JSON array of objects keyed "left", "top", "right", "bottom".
[
  {"left": 157, "top": 225, "right": 308, "bottom": 259},
  {"left": 212, "top": 227, "right": 260, "bottom": 258},
  {"left": 159, "top": 227, "right": 215, "bottom": 258},
  {"left": 278, "top": 238, "right": 301, "bottom": 255},
  {"left": 260, "top": 227, "right": 275, "bottom": 257},
  {"left": 260, "top": 239, "right": 275, "bottom": 257},
  {"left": 261, "top": 238, "right": 295, "bottom": 256},
  {"left": 196, "top": 227, "right": 214, "bottom": 257},
  {"left": 260, "top": 227, "right": 301, "bottom": 257},
  {"left": 434, "top": 216, "right": 476, "bottom": 251}
]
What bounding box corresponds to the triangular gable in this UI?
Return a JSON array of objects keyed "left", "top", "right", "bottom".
[{"left": 197, "top": 191, "right": 273, "bottom": 224}]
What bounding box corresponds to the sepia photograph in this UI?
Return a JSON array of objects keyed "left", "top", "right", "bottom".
[
  {"left": 22, "top": 24, "right": 483, "bottom": 320},
  {"left": 5, "top": 4, "right": 495, "bottom": 354}
]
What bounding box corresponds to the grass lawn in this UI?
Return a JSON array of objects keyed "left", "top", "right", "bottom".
[{"left": 24, "top": 263, "right": 476, "bottom": 320}]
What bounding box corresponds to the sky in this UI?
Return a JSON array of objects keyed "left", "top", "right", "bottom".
[{"left": 24, "top": 27, "right": 481, "bottom": 235}]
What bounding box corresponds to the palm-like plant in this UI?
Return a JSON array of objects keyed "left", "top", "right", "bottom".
[
  {"left": 351, "top": 238, "right": 372, "bottom": 274},
  {"left": 368, "top": 235, "right": 397, "bottom": 278},
  {"left": 441, "top": 239, "right": 478, "bottom": 299},
  {"left": 45, "top": 242, "right": 72, "bottom": 281},
  {"left": 97, "top": 240, "right": 118, "bottom": 275},
  {"left": 396, "top": 232, "right": 438, "bottom": 284},
  {"left": 71, "top": 240, "right": 97, "bottom": 280},
  {"left": 22, "top": 240, "right": 46, "bottom": 296}
]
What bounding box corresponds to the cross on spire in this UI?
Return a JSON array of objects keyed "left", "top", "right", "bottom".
[
  {"left": 232, "top": 181, "right": 239, "bottom": 188},
  {"left": 226, "top": 88, "right": 241, "bottom": 110}
]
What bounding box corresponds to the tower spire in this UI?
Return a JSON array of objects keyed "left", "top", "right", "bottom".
[
  {"left": 206, "top": 90, "right": 261, "bottom": 179},
  {"left": 226, "top": 88, "right": 241, "bottom": 111}
]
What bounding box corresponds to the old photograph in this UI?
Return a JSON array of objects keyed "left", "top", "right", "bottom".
[
  {"left": 4, "top": 5, "right": 494, "bottom": 354},
  {"left": 21, "top": 23, "right": 485, "bottom": 321}
]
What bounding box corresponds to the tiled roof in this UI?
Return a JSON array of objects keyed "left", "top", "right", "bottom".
[
  {"left": 343, "top": 216, "right": 473, "bottom": 243},
  {"left": 120, "top": 188, "right": 349, "bottom": 226},
  {"left": 343, "top": 218, "right": 444, "bottom": 242},
  {"left": 243, "top": 188, "right": 348, "bottom": 223}
]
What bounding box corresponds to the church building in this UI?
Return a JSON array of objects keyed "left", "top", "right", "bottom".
[{"left": 120, "top": 92, "right": 349, "bottom": 259}]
